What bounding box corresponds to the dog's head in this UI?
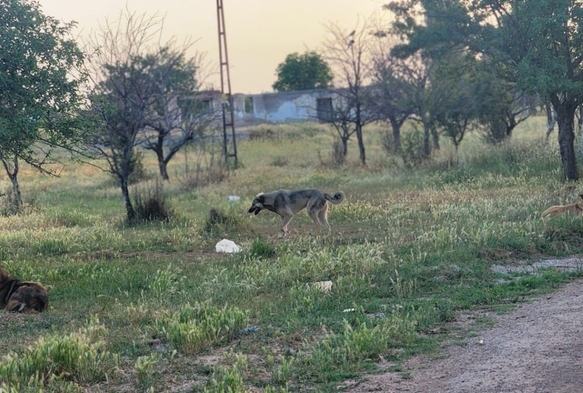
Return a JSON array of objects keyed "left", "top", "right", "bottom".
[
  {"left": 5, "top": 282, "right": 49, "bottom": 313},
  {"left": 248, "top": 193, "right": 265, "bottom": 215}
]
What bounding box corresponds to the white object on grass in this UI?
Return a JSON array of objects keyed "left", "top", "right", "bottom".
[{"left": 215, "top": 239, "right": 241, "bottom": 253}]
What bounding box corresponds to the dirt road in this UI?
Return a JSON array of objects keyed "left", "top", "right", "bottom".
[{"left": 346, "top": 263, "right": 583, "bottom": 392}]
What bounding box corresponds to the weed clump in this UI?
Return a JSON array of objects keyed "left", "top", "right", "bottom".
[
  {"left": 132, "top": 180, "right": 173, "bottom": 223},
  {"left": 0, "top": 318, "right": 118, "bottom": 392},
  {"left": 203, "top": 208, "right": 252, "bottom": 239},
  {"left": 152, "top": 303, "right": 248, "bottom": 355},
  {"left": 248, "top": 237, "right": 277, "bottom": 258}
]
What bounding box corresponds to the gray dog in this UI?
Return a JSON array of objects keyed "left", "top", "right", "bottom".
[{"left": 248, "top": 188, "right": 345, "bottom": 233}]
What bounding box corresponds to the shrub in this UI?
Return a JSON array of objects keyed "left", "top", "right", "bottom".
[
  {"left": 271, "top": 156, "right": 289, "bottom": 167},
  {"left": 203, "top": 208, "right": 250, "bottom": 238},
  {"left": 133, "top": 180, "right": 173, "bottom": 223},
  {"left": 400, "top": 126, "right": 427, "bottom": 168}
]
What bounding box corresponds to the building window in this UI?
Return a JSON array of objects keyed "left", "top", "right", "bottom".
[
  {"left": 317, "top": 98, "right": 333, "bottom": 122},
  {"left": 245, "top": 96, "right": 253, "bottom": 113}
]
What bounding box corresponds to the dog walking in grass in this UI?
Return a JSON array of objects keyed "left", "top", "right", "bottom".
[
  {"left": 541, "top": 194, "right": 583, "bottom": 218},
  {"left": 248, "top": 188, "right": 345, "bottom": 233}
]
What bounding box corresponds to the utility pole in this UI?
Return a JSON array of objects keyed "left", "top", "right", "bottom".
[{"left": 216, "top": 0, "right": 237, "bottom": 167}]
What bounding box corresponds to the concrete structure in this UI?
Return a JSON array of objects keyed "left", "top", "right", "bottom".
[
  {"left": 236, "top": 89, "right": 340, "bottom": 126},
  {"left": 188, "top": 88, "right": 342, "bottom": 127}
]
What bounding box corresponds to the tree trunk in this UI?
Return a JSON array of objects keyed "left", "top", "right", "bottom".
[
  {"left": 422, "top": 120, "right": 431, "bottom": 157},
  {"left": 356, "top": 123, "right": 366, "bottom": 164},
  {"left": 9, "top": 175, "right": 21, "bottom": 211},
  {"left": 159, "top": 160, "right": 169, "bottom": 181},
  {"left": 154, "top": 137, "right": 170, "bottom": 180},
  {"left": 120, "top": 177, "right": 135, "bottom": 223},
  {"left": 0, "top": 151, "right": 22, "bottom": 212},
  {"left": 578, "top": 106, "right": 583, "bottom": 159},
  {"left": 545, "top": 102, "right": 556, "bottom": 142},
  {"left": 389, "top": 118, "right": 402, "bottom": 153},
  {"left": 341, "top": 135, "right": 349, "bottom": 156},
  {"left": 431, "top": 126, "right": 440, "bottom": 150},
  {"left": 355, "top": 103, "right": 366, "bottom": 165},
  {"left": 552, "top": 98, "right": 579, "bottom": 181}
]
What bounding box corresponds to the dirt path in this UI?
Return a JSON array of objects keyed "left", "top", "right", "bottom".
[{"left": 346, "top": 262, "right": 583, "bottom": 393}]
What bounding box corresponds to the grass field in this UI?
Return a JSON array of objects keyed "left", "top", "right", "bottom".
[{"left": 2, "top": 117, "right": 583, "bottom": 392}]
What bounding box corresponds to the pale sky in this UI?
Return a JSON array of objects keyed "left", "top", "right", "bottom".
[{"left": 39, "top": 0, "right": 386, "bottom": 94}]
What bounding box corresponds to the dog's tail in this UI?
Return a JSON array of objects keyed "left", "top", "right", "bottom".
[
  {"left": 541, "top": 206, "right": 559, "bottom": 218},
  {"left": 325, "top": 191, "right": 345, "bottom": 205}
]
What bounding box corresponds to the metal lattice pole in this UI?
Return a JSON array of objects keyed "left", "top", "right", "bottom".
[{"left": 216, "top": 0, "right": 237, "bottom": 167}]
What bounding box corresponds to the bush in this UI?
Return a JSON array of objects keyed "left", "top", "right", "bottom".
[
  {"left": 133, "top": 180, "right": 173, "bottom": 223},
  {"left": 400, "top": 127, "right": 427, "bottom": 169}
]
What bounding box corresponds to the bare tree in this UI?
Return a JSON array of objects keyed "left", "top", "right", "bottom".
[
  {"left": 83, "top": 7, "right": 217, "bottom": 221},
  {"left": 137, "top": 47, "right": 220, "bottom": 180},
  {"left": 322, "top": 19, "right": 377, "bottom": 165},
  {"left": 83, "top": 8, "right": 167, "bottom": 223},
  {"left": 327, "top": 99, "right": 358, "bottom": 158},
  {"left": 369, "top": 32, "right": 416, "bottom": 153}
]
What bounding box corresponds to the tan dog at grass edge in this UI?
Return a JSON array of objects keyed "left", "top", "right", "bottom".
[
  {"left": 541, "top": 194, "right": 583, "bottom": 218},
  {"left": 248, "top": 188, "right": 345, "bottom": 233},
  {"left": 0, "top": 267, "right": 49, "bottom": 312}
]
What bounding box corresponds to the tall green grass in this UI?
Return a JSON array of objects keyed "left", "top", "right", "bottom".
[
  {"left": 0, "top": 318, "right": 118, "bottom": 392},
  {"left": 1, "top": 117, "right": 583, "bottom": 391}
]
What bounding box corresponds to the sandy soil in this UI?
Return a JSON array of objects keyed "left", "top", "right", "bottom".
[{"left": 345, "top": 258, "right": 583, "bottom": 393}]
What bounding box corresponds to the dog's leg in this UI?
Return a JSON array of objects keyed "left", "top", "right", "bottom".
[
  {"left": 280, "top": 214, "right": 294, "bottom": 233},
  {"left": 318, "top": 204, "right": 331, "bottom": 230},
  {"left": 307, "top": 197, "right": 326, "bottom": 228},
  {"left": 308, "top": 208, "right": 322, "bottom": 226}
]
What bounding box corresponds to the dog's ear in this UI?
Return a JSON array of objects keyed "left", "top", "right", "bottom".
[{"left": 7, "top": 301, "right": 25, "bottom": 313}]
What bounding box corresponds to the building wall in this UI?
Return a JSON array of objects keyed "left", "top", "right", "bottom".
[{"left": 232, "top": 89, "right": 340, "bottom": 126}]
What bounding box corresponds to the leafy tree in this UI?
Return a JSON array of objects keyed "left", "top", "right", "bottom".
[
  {"left": 272, "top": 51, "right": 333, "bottom": 92},
  {"left": 472, "top": 61, "right": 533, "bottom": 144},
  {"left": 386, "top": 0, "right": 583, "bottom": 181},
  {"left": 0, "top": 0, "right": 85, "bottom": 211},
  {"left": 396, "top": 55, "right": 447, "bottom": 158}
]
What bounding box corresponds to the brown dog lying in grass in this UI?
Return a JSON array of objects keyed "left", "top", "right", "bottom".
[
  {"left": 0, "top": 267, "right": 49, "bottom": 312},
  {"left": 541, "top": 194, "right": 583, "bottom": 218}
]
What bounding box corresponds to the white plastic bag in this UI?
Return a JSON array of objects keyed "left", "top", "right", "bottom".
[{"left": 215, "top": 239, "right": 241, "bottom": 253}]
